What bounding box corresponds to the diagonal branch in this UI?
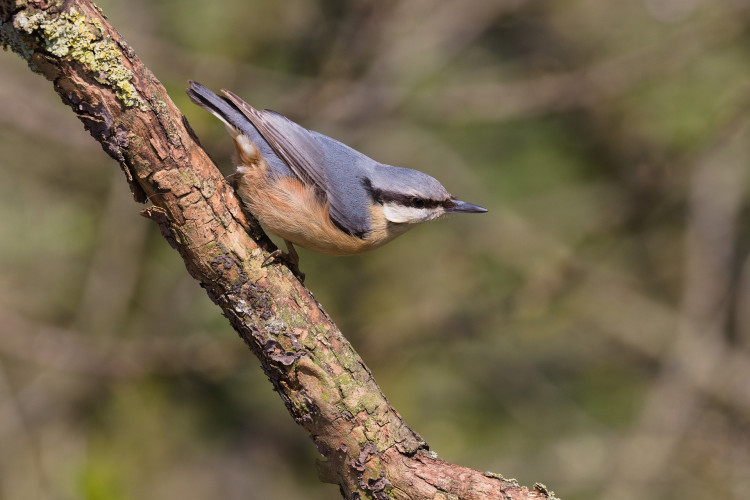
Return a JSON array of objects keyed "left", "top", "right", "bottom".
[{"left": 0, "top": 1, "right": 553, "bottom": 498}]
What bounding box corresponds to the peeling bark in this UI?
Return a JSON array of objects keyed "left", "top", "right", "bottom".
[{"left": 0, "top": 1, "right": 555, "bottom": 498}]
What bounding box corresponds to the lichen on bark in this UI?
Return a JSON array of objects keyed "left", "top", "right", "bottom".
[{"left": 12, "top": 7, "right": 145, "bottom": 108}]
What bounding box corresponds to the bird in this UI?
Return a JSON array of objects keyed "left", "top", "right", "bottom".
[{"left": 186, "top": 81, "right": 487, "bottom": 276}]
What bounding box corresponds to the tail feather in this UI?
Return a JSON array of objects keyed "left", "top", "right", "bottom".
[
  {"left": 186, "top": 80, "right": 295, "bottom": 179},
  {"left": 186, "top": 80, "right": 247, "bottom": 137}
]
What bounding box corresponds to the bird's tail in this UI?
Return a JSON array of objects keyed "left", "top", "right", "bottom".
[{"left": 186, "top": 80, "right": 250, "bottom": 138}]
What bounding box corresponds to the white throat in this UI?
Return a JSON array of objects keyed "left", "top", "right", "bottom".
[{"left": 382, "top": 203, "right": 442, "bottom": 224}]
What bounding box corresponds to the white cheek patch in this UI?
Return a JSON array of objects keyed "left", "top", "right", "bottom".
[{"left": 382, "top": 203, "right": 440, "bottom": 224}]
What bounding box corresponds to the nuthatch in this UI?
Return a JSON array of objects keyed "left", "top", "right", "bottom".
[{"left": 187, "top": 81, "right": 487, "bottom": 270}]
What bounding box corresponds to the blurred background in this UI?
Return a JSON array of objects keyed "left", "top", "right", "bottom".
[{"left": 2, "top": 0, "right": 750, "bottom": 499}]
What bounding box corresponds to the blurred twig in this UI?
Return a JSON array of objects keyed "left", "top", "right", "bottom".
[
  {"left": 599, "top": 107, "right": 750, "bottom": 500},
  {"left": 73, "top": 168, "right": 150, "bottom": 334},
  {"left": 0, "top": 65, "right": 96, "bottom": 148},
  {"left": 0, "top": 308, "right": 243, "bottom": 378},
  {"left": 734, "top": 254, "right": 750, "bottom": 349},
  {"left": 419, "top": 4, "right": 749, "bottom": 122},
  {"left": 307, "top": 0, "right": 527, "bottom": 126},
  {"left": 0, "top": 361, "right": 49, "bottom": 499}
]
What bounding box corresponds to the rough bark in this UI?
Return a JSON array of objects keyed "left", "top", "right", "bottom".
[{"left": 0, "top": 2, "right": 555, "bottom": 499}]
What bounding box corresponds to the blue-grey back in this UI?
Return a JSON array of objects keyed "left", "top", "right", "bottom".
[{"left": 311, "top": 131, "right": 377, "bottom": 236}]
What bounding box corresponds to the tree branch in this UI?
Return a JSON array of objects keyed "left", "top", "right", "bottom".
[{"left": 0, "top": 2, "right": 554, "bottom": 498}]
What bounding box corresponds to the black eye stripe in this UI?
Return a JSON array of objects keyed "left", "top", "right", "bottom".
[
  {"left": 384, "top": 193, "right": 441, "bottom": 209},
  {"left": 362, "top": 178, "right": 449, "bottom": 209}
]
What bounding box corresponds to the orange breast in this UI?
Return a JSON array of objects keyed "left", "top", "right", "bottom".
[{"left": 232, "top": 136, "right": 403, "bottom": 256}]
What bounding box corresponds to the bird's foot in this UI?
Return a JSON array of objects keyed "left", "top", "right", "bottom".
[{"left": 262, "top": 241, "right": 305, "bottom": 282}]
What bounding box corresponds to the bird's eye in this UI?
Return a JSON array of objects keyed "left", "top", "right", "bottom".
[{"left": 412, "top": 197, "right": 425, "bottom": 208}]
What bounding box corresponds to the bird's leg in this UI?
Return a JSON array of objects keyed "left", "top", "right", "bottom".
[
  {"left": 284, "top": 240, "right": 300, "bottom": 268},
  {"left": 283, "top": 240, "right": 305, "bottom": 282},
  {"left": 262, "top": 240, "right": 305, "bottom": 282}
]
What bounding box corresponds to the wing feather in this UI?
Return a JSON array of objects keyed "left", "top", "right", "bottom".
[{"left": 221, "top": 90, "right": 367, "bottom": 236}]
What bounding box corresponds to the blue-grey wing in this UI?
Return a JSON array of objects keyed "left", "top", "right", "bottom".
[
  {"left": 222, "top": 90, "right": 372, "bottom": 237},
  {"left": 311, "top": 132, "right": 376, "bottom": 238}
]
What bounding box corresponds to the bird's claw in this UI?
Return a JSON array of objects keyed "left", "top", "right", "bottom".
[{"left": 262, "top": 242, "right": 305, "bottom": 282}]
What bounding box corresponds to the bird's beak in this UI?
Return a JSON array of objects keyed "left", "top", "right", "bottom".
[{"left": 446, "top": 199, "right": 488, "bottom": 214}]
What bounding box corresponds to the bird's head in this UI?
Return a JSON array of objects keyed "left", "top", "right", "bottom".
[{"left": 365, "top": 165, "right": 487, "bottom": 226}]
